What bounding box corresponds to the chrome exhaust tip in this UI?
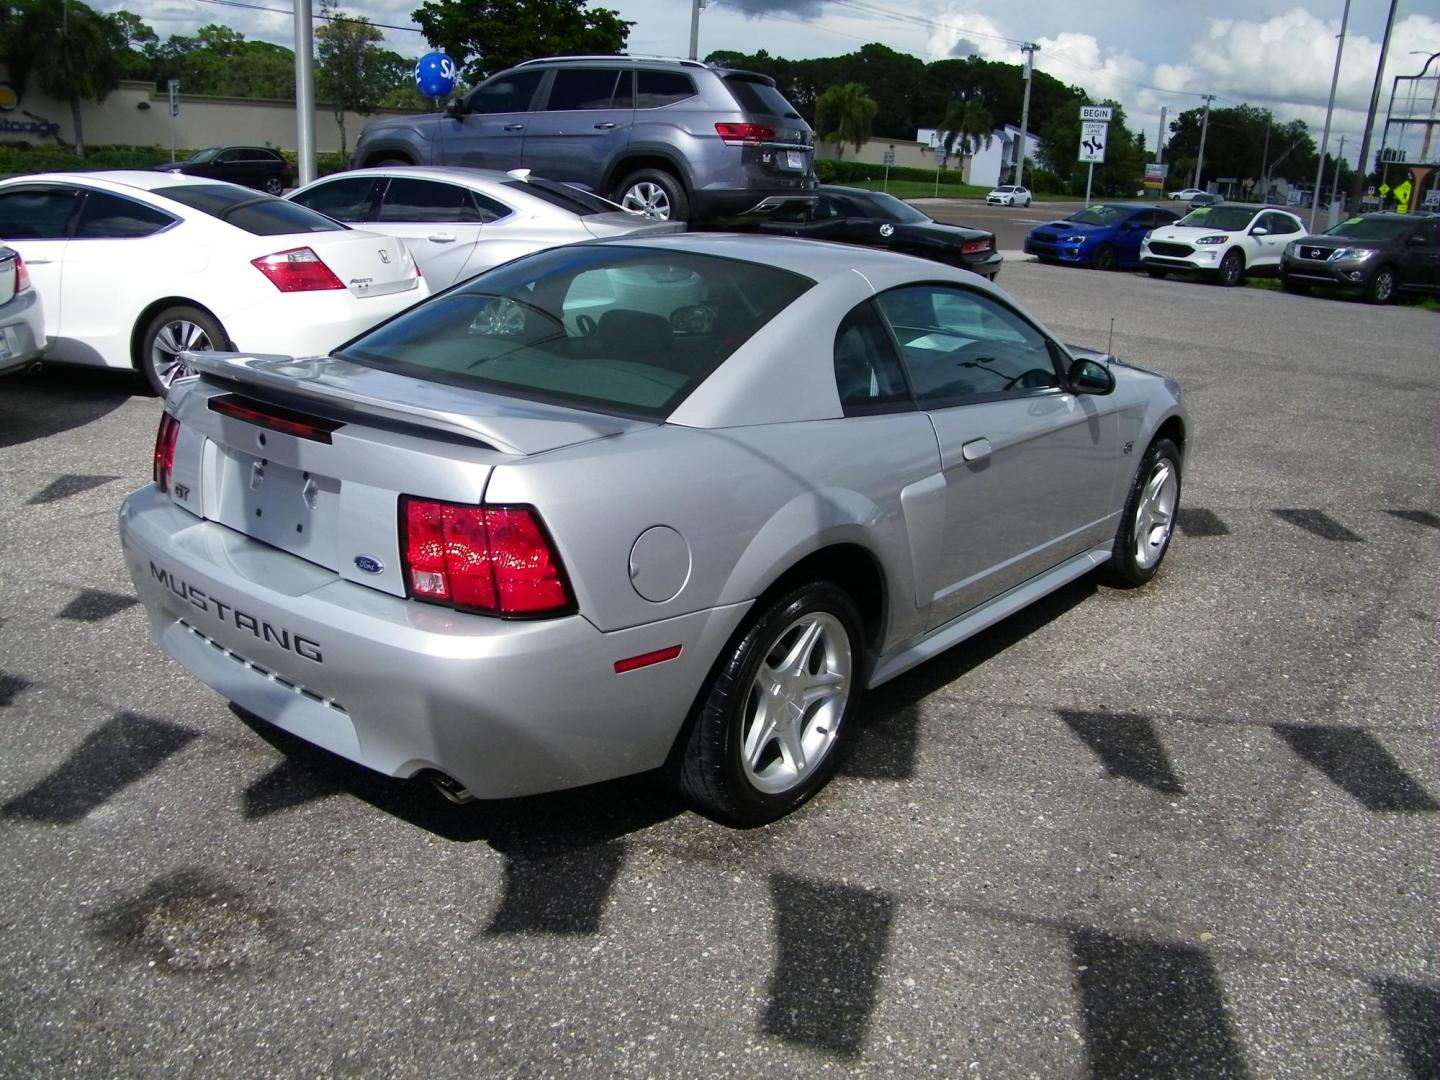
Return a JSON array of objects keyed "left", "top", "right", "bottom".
[{"left": 428, "top": 772, "right": 475, "bottom": 805}]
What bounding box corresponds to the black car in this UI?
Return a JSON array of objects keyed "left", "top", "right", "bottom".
[
  {"left": 154, "top": 146, "right": 294, "bottom": 195},
  {"left": 1279, "top": 213, "right": 1440, "bottom": 304},
  {"left": 741, "top": 185, "right": 1002, "bottom": 279}
]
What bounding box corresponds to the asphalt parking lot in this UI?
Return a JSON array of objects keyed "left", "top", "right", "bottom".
[{"left": 1, "top": 260, "right": 1436, "bottom": 1078}]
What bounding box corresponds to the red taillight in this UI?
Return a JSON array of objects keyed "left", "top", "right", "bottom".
[
  {"left": 208, "top": 394, "right": 341, "bottom": 443},
  {"left": 13, "top": 251, "right": 30, "bottom": 293},
  {"left": 250, "top": 246, "right": 345, "bottom": 292},
  {"left": 153, "top": 413, "right": 180, "bottom": 492},
  {"left": 961, "top": 238, "right": 993, "bottom": 255},
  {"left": 400, "top": 497, "right": 574, "bottom": 617},
  {"left": 715, "top": 122, "right": 775, "bottom": 145}
]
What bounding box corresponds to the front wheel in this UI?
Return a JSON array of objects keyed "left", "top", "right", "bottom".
[
  {"left": 263, "top": 175, "right": 284, "bottom": 195},
  {"left": 616, "top": 169, "right": 688, "bottom": 222},
  {"left": 1103, "top": 437, "right": 1181, "bottom": 588},
  {"left": 139, "top": 305, "right": 228, "bottom": 396},
  {"left": 679, "top": 582, "right": 863, "bottom": 825},
  {"left": 1092, "top": 243, "right": 1117, "bottom": 272},
  {"left": 1216, "top": 249, "right": 1244, "bottom": 287},
  {"left": 1367, "top": 266, "right": 1396, "bottom": 305}
]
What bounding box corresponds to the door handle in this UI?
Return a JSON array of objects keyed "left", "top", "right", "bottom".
[
  {"left": 593, "top": 122, "right": 617, "bottom": 129},
  {"left": 427, "top": 233, "right": 457, "bottom": 243},
  {"left": 961, "top": 438, "right": 992, "bottom": 462},
  {"left": 22, "top": 257, "right": 53, "bottom": 264},
  {"left": 503, "top": 123, "right": 525, "bottom": 131}
]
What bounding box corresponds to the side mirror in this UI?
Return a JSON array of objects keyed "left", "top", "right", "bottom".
[
  {"left": 1068, "top": 357, "right": 1115, "bottom": 395},
  {"left": 1251, "top": 226, "right": 1270, "bottom": 236},
  {"left": 445, "top": 98, "right": 465, "bottom": 118}
]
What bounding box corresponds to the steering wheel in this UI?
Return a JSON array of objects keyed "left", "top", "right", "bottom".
[{"left": 574, "top": 313, "right": 597, "bottom": 337}]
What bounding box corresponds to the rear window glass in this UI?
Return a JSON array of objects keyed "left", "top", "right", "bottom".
[
  {"left": 723, "top": 75, "right": 799, "bottom": 118},
  {"left": 502, "top": 178, "right": 612, "bottom": 216},
  {"left": 337, "top": 245, "right": 813, "bottom": 419},
  {"left": 635, "top": 71, "right": 696, "bottom": 109},
  {"left": 161, "top": 185, "right": 346, "bottom": 235}
]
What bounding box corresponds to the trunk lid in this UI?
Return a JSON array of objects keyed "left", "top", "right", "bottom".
[
  {"left": 580, "top": 212, "right": 686, "bottom": 240},
  {"left": 301, "top": 231, "right": 420, "bottom": 299}
]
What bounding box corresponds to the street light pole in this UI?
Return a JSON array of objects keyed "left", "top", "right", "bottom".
[
  {"left": 293, "top": 0, "right": 317, "bottom": 185},
  {"left": 1309, "top": 0, "right": 1351, "bottom": 232},
  {"left": 1015, "top": 42, "right": 1038, "bottom": 188},
  {"left": 1351, "top": 0, "right": 1399, "bottom": 204},
  {"left": 1192, "top": 94, "right": 1215, "bottom": 190},
  {"left": 689, "top": 0, "right": 706, "bottom": 62}
]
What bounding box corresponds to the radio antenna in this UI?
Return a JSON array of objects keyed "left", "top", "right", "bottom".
[{"left": 1107, "top": 317, "right": 1115, "bottom": 358}]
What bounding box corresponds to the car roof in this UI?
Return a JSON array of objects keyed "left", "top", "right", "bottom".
[
  {"left": 292, "top": 166, "right": 609, "bottom": 215},
  {"left": 2, "top": 170, "right": 235, "bottom": 195}
]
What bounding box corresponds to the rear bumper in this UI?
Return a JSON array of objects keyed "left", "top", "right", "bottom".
[
  {"left": 0, "top": 289, "right": 45, "bottom": 375},
  {"left": 118, "top": 486, "right": 750, "bottom": 799}
]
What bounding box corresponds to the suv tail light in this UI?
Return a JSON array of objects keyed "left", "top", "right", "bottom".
[
  {"left": 400, "top": 497, "right": 575, "bottom": 618},
  {"left": 715, "top": 122, "right": 775, "bottom": 145},
  {"left": 13, "top": 251, "right": 31, "bottom": 293},
  {"left": 250, "top": 247, "right": 345, "bottom": 292},
  {"left": 153, "top": 412, "right": 180, "bottom": 492}
]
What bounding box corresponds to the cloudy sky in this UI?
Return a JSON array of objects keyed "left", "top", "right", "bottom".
[{"left": 103, "top": 0, "right": 1440, "bottom": 166}]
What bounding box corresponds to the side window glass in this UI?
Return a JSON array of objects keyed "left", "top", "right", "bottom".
[
  {"left": 215, "top": 149, "right": 239, "bottom": 163},
  {"left": 613, "top": 70, "right": 634, "bottom": 108},
  {"left": 876, "top": 285, "right": 1059, "bottom": 406},
  {"left": 379, "top": 178, "right": 481, "bottom": 223},
  {"left": 635, "top": 71, "right": 696, "bottom": 108},
  {"left": 291, "top": 176, "right": 377, "bottom": 222},
  {"left": 73, "top": 190, "right": 174, "bottom": 239},
  {"left": 467, "top": 70, "right": 543, "bottom": 115},
  {"left": 545, "top": 68, "right": 621, "bottom": 111},
  {"left": 471, "top": 192, "right": 512, "bottom": 224},
  {"left": 0, "top": 188, "right": 79, "bottom": 239},
  {"left": 834, "top": 301, "right": 911, "bottom": 414}
]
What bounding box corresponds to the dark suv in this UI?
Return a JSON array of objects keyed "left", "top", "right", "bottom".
[
  {"left": 1279, "top": 213, "right": 1440, "bottom": 304},
  {"left": 351, "top": 56, "right": 817, "bottom": 224}
]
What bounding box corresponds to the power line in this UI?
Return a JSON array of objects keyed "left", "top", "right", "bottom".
[{"left": 189, "top": 0, "right": 425, "bottom": 35}]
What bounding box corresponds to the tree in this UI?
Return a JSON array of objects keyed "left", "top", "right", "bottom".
[
  {"left": 814, "top": 82, "right": 877, "bottom": 159},
  {"left": 108, "top": 9, "right": 158, "bottom": 80},
  {"left": 1, "top": 0, "right": 124, "bottom": 156},
  {"left": 411, "top": 0, "right": 631, "bottom": 83},
  {"left": 1037, "top": 99, "right": 1144, "bottom": 196},
  {"left": 937, "top": 91, "right": 994, "bottom": 169},
  {"left": 316, "top": 2, "right": 395, "bottom": 157}
]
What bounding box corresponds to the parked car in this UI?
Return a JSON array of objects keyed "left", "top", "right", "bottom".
[
  {"left": 1168, "top": 188, "right": 1205, "bottom": 201},
  {"left": 1279, "top": 213, "right": 1440, "bottom": 304},
  {"left": 119, "top": 234, "right": 1186, "bottom": 826},
  {"left": 739, "top": 184, "right": 1002, "bottom": 279},
  {"left": 0, "top": 244, "right": 45, "bottom": 376},
  {"left": 1140, "top": 203, "right": 1305, "bottom": 286},
  {"left": 985, "top": 184, "right": 1032, "bottom": 207},
  {"left": 155, "top": 146, "right": 294, "bottom": 195},
  {"left": 288, "top": 166, "right": 683, "bottom": 289},
  {"left": 0, "top": 172, "right": 429, "bottom": 394},
  {"left": 351, "top": 56, "right": 817, "bottom": 225},
  {"left": 1024, "top": 203, "right": 1181, "bottom": 270},
  {"left": 1188, "top": 192, "right": 1222, "bottom": 209}
]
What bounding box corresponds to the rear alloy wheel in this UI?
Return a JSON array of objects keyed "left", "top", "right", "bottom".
[
  {"left": 1102, "top": 437, "right": 1181, "bottom": 588},
  {"left": 1092, "top": 243, "right": 1117, "bottom": 272},
  {"left": 679, "top": 582, "right": 862, "bottom": 825},
  {"left": 616, "top": 169, "right": 688, "bottom": 222},
  {"left": 1217, "top": 249, "right": 1244, "bottom": 287},
  {"left": 140, "top": 305, "right": 227, "bottom": 396},
  {"left": 1367, "top": 266, "right": 1396, "bottom": 305},
  {"left": 263, "top": 175, "right": 284, "bottom": 195}
]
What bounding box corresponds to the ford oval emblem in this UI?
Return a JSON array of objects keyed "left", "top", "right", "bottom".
[{"left": 354, "top": 555, "right": 385, "bottom": 575}]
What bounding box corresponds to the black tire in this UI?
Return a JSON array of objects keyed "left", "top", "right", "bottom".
[
  {"left": 679, "top": 581, "right": 863, "bottom": 825},
  {"left": 139, "top": 305, "right": 228, "bottom": 397},
  {"left": 615, "top": 168, "right": 689, "bottom": 222},
  {"left": 1366, "top": 265, "right": 1396, "bottom": 305},
  {"left": 1281, "top": 276, "right": 1310, "bottom": 294},
  {"left": 1092, "top": 243, "right": 1117, "bottom": 272},
  {"left": 263, "top": 175, "right": 284, "bottom": 195},
  {"left": 1216, "top": 249, "right": 1244, "bottom": 287},
  {"left": 1146, "top": 267, "right": 1168, "bottom": 279},
  {"left": 1102, "top": 437, "right": 1182, "bottom": 588}
]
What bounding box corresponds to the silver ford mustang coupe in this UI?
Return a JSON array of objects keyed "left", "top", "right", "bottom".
[{"left": 119, "top": 234, "right": 1186, "bottom": 825}]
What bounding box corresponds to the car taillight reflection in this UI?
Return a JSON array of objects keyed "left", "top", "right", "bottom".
[
  {"left": 250, "top": 246, "right": 346, "bottom": 292},
  {"left": 153, "top": 412, "right": 180, "bottom": 492},
  {"left": 400, "top": 497, "right": 575, "bottom": 618}
]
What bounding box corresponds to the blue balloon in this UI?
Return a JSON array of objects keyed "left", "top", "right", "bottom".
[{"left": 414, "top": 52, "right": 458, "bottom": 100}]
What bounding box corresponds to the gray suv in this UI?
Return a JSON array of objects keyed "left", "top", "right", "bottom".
[{"left": 351, "top": 56, "right": 817, "bottom": 224}]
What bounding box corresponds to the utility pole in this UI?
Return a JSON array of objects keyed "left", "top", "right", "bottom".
[
  {"left": 293, "top": 0, "right": 316, "bottom": 185},
  {"left": 1192, "top": 94, "right": 1215, "bottom": 190},
  {"left": 1258, "top": 110, "right": 1271, "bottom": 199},
  {"left": 688, "top": 0, "right": 706, "bottom": 62},
  {"left": 1329, "top": 133, "right": 1347, "bottom": 216},
  {"left": 1309, "top": 0, "right": 1351, "bottom": 232},
  {"left": 1015, "top": 42, "right": 1039, "bottom": 188},
  {"left": 1351, "top": 0, "right": 1399, "bottom": 205},
  {"left": 1156, "top": 106, "right": 1167, "bottom": 164}
]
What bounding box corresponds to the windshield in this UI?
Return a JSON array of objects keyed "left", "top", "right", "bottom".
[
  {"left": 993, "top": 186, "right": 1015, "bottom": 193},
  {"left": 1175, "top": 206, "right": 1257, "bottom": 231},
  {"left": 861, "top": 191, "right": 929, "bottom": 224},
  {"left": 1324, "top": 217, "right": 1411, "bottom": 241},
  {"left": 183, "top": 147, "right": 223, "bottom": 164},
  {"left": 337, "top": 246, "right": 813, "bottom": 419},
  {"left": 160, "top": 185, "right": 345, "bottom": 235},
  {"left": 1066, "top": 206, "right": 1129, "bottom": 226}
]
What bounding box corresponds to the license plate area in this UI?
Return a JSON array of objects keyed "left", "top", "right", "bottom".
[
  {"left": 785, "top": 150, "right": 805, "bottom": 171},
  {"left": 214, "top": 449, "right": 341, "bottom": 570}
]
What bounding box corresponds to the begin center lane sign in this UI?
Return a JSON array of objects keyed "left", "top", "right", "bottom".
[{"left": 1080, "top": 105, "right": 1113, "bottom": 122}]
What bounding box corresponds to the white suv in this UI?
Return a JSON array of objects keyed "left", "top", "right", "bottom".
[{"left": 1140, "top": 203, "right": 1305, "bottom": 286}]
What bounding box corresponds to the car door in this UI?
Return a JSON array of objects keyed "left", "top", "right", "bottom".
[
  {"left": 1252, "top": 212, "right": 1300, "bottom": 267},
  {"left": 0, "top": 184, "right": 80, "bottom": 342},
  {"left": 372, "top": 177, "right": 508, "bottom": 288},
  {"left": 873, "top": 283, "right": 1122, "bottom": 628},
  {"left": 438, "top": 68, "right": 544, "bottom": 169},
  {"left": 521, "top": 66, "right": 633, "bottom": 185}
]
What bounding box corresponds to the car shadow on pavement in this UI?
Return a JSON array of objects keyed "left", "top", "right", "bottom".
[{"left": 0, "top": 365, "right": 141, "bottom": 449}]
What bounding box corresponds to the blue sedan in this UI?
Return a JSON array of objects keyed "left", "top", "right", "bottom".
[{"left": 1024, "top": 203, "right": 1180, "bottom": 270}]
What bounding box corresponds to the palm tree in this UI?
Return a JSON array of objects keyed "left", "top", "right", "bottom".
[
  {"left": 815, "top": 82, "right": 877, "bottom": 161},
  {"left": 938, "top": 91, "right": 995, "bottom": 177}
]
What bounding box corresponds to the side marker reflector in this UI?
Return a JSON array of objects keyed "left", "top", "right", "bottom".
[{"left": 614, "top": 645, "right": 683, "bottom": 674}]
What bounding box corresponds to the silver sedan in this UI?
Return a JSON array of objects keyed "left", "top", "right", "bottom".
[
  {"left": 288, "top": 166, "right": 684, "bottom": 289},
  {"left": 119, "top": 235, "right": 1186, "bottom": 825}
]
